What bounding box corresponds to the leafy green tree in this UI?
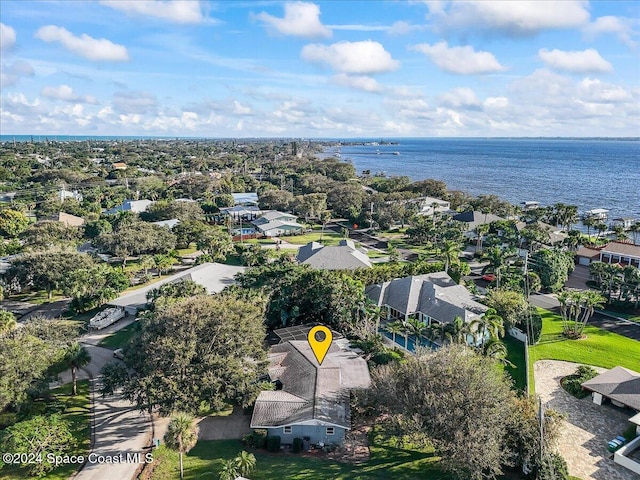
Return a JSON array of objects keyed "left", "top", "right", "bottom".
[
  {"left": 164, "top": 412, "right": 199, "bottom": 480},
  {"left": 0, "top": 318, "right": 77, "bottom": 410},
  {"left": 153, "top": 253, "right": 176, "bottom": 275},
  {"left": 173, "top": 220, "right": 207, "bottom": 249},
  {"left": 238, "top": 243, "right": 269, "bottom": 267},
  {"left": 258, "top": 189, "right": 294, "bottom": 211},
  {"left": 84, "top": 218, "right": 113, "bottom": 238},
  {"left": 109, "top": 291, "right": 267, "bottom": 415},
  {"left": 63, "top": 343, "right": 91, "bottom": 396},
  {"left": 95, "top": 221, "right": 176, "bottom": 266},
  {"left": 99, "top": 361, "right": 130, "bottom": 396},
  {"left": 20, "top": 220, "right": 81, "bottom": 250},
  {"left": 530, "top": 248, "right": 574, "bottom": 292},
  {"left": 141, "top": 200, "right": 204, "bottom": 222},
  {"left": 368, "top": 345, "right": 516, "bottom": 480},
  {"left": 0, "top": 208, "right": 29, "bottom": 238},
  {"left": 327, "top": 182, "right": 364, "bottom": 219},
  {"left": 146, "top": 279, "right": 207, "bottom": 312},
  {"left": 0, "top": 310, "right": 17, "bottom": 336},
  {"left": 9, "top": 251, "right": 95, "bottom": 299},
  {"left": 196, "top": 227, "right": 234, "bottom": 262},
  {"left": 0, "top": 414, "right": 76, "bottom": 477},
  {"left": 485, "top": 289, "right": 528, "bottom": 330}
]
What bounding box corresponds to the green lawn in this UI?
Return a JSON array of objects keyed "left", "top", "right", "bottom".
[
  {"left": 528, "top": 308, "right": 640, "bottom": 391},
  {"left": 503, "top": 335, "right": 527, "bottom": 393},
  {"left": 98, "top": 321, "right": 140, "bottom": 350},
  {"left": 597, "top": 309, "right": 640, "bottom": 322},
  {"left": 149, "top": 433, "right": 454, "bottom": 480},
  {"left": 176, "top": 243, "right": 199, "bottom": 255},
  {"left": 283, "top": 232, "right": 344, "bottom": 246},
  {"left": 9, "top": 290, "right": 66, "bottom": 305},
  {"left": 0, "top": 381, "right": 91, "bottom": 480}
]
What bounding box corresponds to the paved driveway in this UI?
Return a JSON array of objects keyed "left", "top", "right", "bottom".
[{"left": 534, "top": 360, "right": 637, "bottom": 480}]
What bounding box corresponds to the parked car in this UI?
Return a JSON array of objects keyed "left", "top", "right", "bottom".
[
  {"left": 482, "top": 273, "right": 496, "bottom": 282},
  {"left": 113, "top": 348, "right": 125, "bottom": 360}
]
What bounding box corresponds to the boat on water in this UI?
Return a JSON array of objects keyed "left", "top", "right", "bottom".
[{"left": 392, "top": 151, "right": 400, "bottom": 155}]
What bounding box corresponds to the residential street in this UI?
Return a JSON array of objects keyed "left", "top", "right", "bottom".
[{"left": 53, "top": 317, "right": 153, "bottom": 480}]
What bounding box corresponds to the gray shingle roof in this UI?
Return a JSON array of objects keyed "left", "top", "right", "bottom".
[
  {"left": 296, "top": 240, "right": 372, "bottom": 270},
  {"left": 365, "top": 271, "right": 487, "bottom": 323},
  {"left": 250, "top": 337, "right": 371, "bottom": 429},
  {"left": 453, "top": 211, "right": 504, "bottom": 230},
  {"left": 581, "top": 366, "right": 640, "bottom": 411}
]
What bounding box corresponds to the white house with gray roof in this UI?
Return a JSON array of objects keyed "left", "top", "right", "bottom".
[
  {"left": 366, "top": 271, "right": 488, "bottom": 330},
  {"left": 296, "top": 239, "right": 372, "bottom": 270},
  {"left": 252, "top": 210, "right": 304, "bottom": 237},
  {"left": 250, "top": 330, "right": 371, "bottom": 446}
]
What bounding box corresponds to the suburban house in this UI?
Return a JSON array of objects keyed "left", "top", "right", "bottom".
[
  {"left": 453, "top": 210, "right": 505, "bottom": 233},
  {"left": 296, "top": 239, "right": 372, "bottom": 270},
  {"left": 104, "top": 199, "right": 154, "bottom": 215},
  {"left": 231, "top": 192, "right": 259, "bottom": 206},
  {"left": 58, "top": 189, "right": 83, "bottom": 202},
  {"left": 582, "top": 366, "right": 640, "bottom": 475},
  {"left": 575, "top": 246, "right": 602, "bottom": 266},
  {"left": 598, "top": 242, "right": 640, "bottom": 269},
  {"left": 107, "top": 262, "right": 244, "bottom": 315},
  {"left": 416, "top": 196, "right": 451, "bottom": 216},
  {"left": 219, "top": 205, "right": 262, "bottom": 221},
  {"left": 366, "top": 272, "right": 488, "bottom": 348},
  {"left": 252, "top": 211, "right": 304, "bottom": 237},
  {"left": 111, "top": 162, "right": 127, "bottom": 170},
  {"left": 48, "top": 212, "right": 85, "bottom": 227},
  {"left": 251, "top": 325, "right": 371, "bottom": 447}
]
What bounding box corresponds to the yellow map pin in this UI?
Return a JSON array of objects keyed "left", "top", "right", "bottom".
[{"left": 308, "top": 325, "right": 333, "bottom": 365}]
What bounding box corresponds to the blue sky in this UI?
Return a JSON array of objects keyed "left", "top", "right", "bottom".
[{"left": 1, "top": 0, "right": 638, "bottom": 137}]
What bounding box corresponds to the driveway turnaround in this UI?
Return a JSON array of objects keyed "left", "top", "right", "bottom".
[{"left": 534, "top": 360, "right": 637, "bottom": 480}]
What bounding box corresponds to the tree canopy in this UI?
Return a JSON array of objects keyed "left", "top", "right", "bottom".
[{"left": 107, "top": 291, "right": 268, "bottom": 415}]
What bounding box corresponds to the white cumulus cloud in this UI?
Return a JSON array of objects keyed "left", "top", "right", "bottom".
[
  {"left": 583, "top": 16, "right": 638, "bottom": 47},
  {"left": 34, "top": 26, "right": 129, "bottom": 62},
  {"left": 428, "top": 0, "right": 590, "bottom": 36},
  {"left": 233, "top": 100, "right": 252, "bottom": 115},
  {"left": 254, "top": 2, "right": 331, "bottom": 39},
  {"left": 538, "top": 48, "right": 613, "bottom": 74},
  {"left": 100, "top": 0, "right": 206, "bottom": 24},
  {"left": 439, "top": 87, "right": 481, "bottom": 109},
  {"left": 301, "top": 40, "right": 400, "bottom": 74},
  {"left": 41, "top": 85, "right": 98, "bottom": 104},
  {"left": 332, "top": 74, "right": 382, "bottom": 92},
  {"left": 411, "top": 41, "right": 505, "bottom": 75},
  {"left": 1, "top": 23, "right": 16, "bottom": 51},
  {"left": 483, "top": 96, "right": 509, "bottom": 109}
]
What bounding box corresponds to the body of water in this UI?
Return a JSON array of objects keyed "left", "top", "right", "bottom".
[{"left": 332, "top": 138, "right": 640, "bottom": 220}]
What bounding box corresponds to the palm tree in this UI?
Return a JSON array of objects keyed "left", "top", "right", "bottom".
[
  {"left": 385, "top": 320, "right": 404, "bottom": 346},
  {"left": 446, "top": 316, "right": 470, "bottom": 345},
  {"left": 475, "top": 223, "right": 489, "bottom": 253},
  {"left": 235, "top": 450, "right": 257, "bottom": 477},
  {"left": 64, "top": 343, "right": 91, "bottom": 396},
  {"left": 426, "top": 321, "right": 451, "bottom": 346},
  {"left": 612, "top": 225, "right": 628, "bottom": 241},
  {"left": 319, "top": 210, "right": 332, "bottom": 242},
  {"left": 164, "top": 412, "right": 199, "bottom": 480},
  {"left": 438, "top": 240, "right": 461, "bottom": 274},
  {"left": 482, "top": 338, "right": 513, "bottom": 366},
  {"left": 406, "top": 318, "right": 427, "bottom": 348},
  {"left": 469, "top": 308, "right": 504, "bottom": 347},
  {"left": 630, "top": 222, "right": 640, "bottom": 245},
  {"left": 219, "top": 458, "right": 239, "bottom": 480},
  {"left": 582, "top": 216, "right": 595, "bottom": 239}
]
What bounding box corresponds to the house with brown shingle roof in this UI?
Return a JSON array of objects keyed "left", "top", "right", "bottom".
[{"left": 598, "top": 242, "right": 640, "bottom": 269}]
